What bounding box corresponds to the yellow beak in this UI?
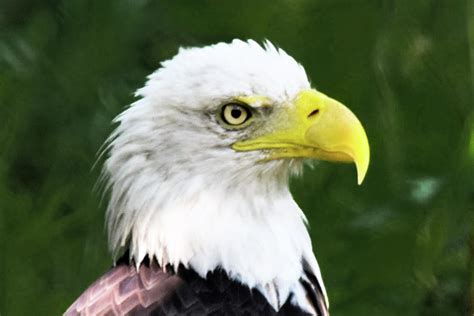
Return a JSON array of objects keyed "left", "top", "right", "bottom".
[{"left": 233, "top": 89, "right": 370, "bottom": 184}]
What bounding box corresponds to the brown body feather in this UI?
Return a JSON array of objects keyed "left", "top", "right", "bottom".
[{"left": 65, "top": 258, "right": 327, "bottom": 316}]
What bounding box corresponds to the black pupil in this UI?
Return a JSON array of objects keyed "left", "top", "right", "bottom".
[{"left": 231, "top": 107, "right": 242, "bottom": 119}]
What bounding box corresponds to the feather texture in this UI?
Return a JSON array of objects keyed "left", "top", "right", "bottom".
[
  {"left": 69, "top": 39, "right": 332, "bottom": 314},
  {"left": 65, "top": 258, "right": 326, "bottom": 316}
]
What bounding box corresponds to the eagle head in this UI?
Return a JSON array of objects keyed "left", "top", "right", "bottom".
[{"left": 103, "top": 39, "right": 369, "bottom": 313}]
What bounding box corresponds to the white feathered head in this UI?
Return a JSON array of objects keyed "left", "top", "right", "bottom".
[{"left": 101, "top": 39, "right": 369, "bottom": 313}]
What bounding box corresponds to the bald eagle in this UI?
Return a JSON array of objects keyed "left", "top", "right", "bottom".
[{"left": 65, "top": 40, "right": 369, "bottom": 316}]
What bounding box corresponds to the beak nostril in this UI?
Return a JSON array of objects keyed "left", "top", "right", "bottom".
[{"left": 307, "top": 109, "right": 320, "bottom": 119}]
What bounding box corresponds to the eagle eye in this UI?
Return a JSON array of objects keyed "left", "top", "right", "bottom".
[{"left": 220, "top": 103, "right": 252, "bottom": 127}]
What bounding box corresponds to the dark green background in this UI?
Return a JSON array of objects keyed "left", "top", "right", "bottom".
[{"left": 1, "top": 1, "right": 473, "bottom": 315}]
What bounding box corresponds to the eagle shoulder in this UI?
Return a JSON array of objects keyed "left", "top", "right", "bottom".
[
  {"left": 64, "top": 261, "right": 184, "bottom": 315},
  {"left": 65, "top": 259, "right": 318, "bottom": 316}
]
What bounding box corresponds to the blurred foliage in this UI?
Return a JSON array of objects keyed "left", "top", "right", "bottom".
[{"left": 0, "top": 0, "right": 473, "bottom": 315}]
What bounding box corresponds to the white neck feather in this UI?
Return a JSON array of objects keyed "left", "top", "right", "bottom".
[
  {"left": 131, "top": 176, "right": 313, "bottom": 309},
  {"left": 102, "top": 39, "right": 329, "bottom": 313},
  {"left": 102, "top": 103, "right": 327, "bottom": 313}
]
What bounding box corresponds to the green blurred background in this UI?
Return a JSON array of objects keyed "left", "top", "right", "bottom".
[{"left": 1, "top": 0, "right": 473, "bottom": 315}]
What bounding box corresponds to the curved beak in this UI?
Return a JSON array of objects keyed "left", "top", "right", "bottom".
[{"left": 233, "top": 89, "right": 370, "bottom": 184}]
